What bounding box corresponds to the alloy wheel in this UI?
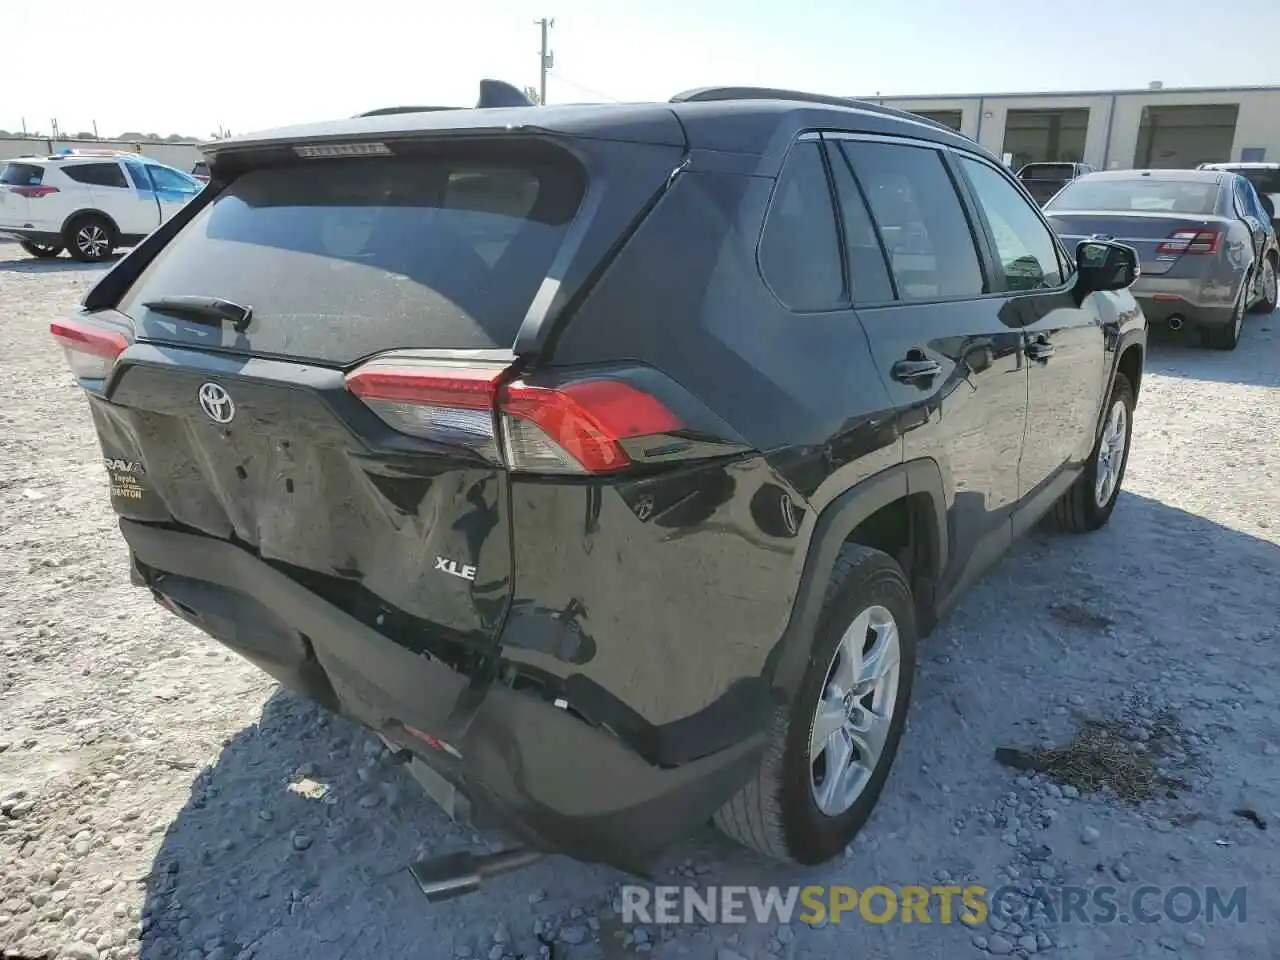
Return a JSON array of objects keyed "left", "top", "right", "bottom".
[
  {"left": 809, "top": 604, "right": 901, "bottom": 817},
  {"left": 1094, "top": 399, "right": 1128, "bottom": 508},
  {"left": 76, "top": 224, "right": 110, "bottom": 259}
]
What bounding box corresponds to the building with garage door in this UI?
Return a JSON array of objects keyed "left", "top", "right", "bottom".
[{"left": 861, "top": 83, "right": 1280, "bottom": 171}]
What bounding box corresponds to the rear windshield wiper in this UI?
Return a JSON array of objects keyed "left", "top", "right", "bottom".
[{"left": 142, "top": 296, "right": 253, "bottom": 333}]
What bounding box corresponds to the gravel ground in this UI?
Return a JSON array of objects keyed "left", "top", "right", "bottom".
[{"left": 1, "top": 246, "right": 1278, "bottom": 960}]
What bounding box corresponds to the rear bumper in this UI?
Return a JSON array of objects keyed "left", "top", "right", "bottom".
[
  {"left": 119, "top": 519, "right": 765, "bottom": 874},
  {"left": 1132, "top": 276, "right": 1237, "bottom": 327}
]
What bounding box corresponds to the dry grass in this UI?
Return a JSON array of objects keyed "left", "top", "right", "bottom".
[
  {"left": 998, "top": 708, "right": 1196, "bottom": 803},
  {"left": 1037, "top": 719, "right": 1159, "bottom": 801}
]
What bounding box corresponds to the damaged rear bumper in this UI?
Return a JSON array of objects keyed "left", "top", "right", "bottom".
[{"left": 119, "top": 519, "right": 766, "bottom": 874}]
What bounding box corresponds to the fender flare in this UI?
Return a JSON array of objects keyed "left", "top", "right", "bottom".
[
  {"left": 1099, "top": 328, "right": 1146, "bottom": 439},
  {"left": 60, "top": 208, "right": 121, "bottom": 241},
  {"left": 765, "top": 458, "right": 948, "bottom": 700}
]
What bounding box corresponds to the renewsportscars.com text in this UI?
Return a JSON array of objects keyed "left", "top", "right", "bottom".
[{"left": 621, "top": 884, "right": 1247, "bottom": 926}]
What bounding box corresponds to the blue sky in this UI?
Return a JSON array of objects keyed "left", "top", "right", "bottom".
[{"left": 4, "top": 0, "right": 1276, "bottom": 138}]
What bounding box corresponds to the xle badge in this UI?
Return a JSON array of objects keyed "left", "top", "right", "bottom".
[{"left": 435, "top": 557, "right": 477, "bottom": 581}]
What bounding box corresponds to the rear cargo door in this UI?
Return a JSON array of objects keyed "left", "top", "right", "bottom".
[
  {"left": 98, "top": 142, "right": 608, "bottom": 652},
  {"left": 0, "top": 162, "right": 38, "bottom": 225}
]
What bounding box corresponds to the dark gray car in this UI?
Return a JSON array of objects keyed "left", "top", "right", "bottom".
[{"left": 1045, "top": 169, "right": 1278, "bottom": 350}]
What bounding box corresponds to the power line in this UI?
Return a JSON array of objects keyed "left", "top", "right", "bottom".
[{"left": 547, "top": 72, "right": 622, "bottom": 103}]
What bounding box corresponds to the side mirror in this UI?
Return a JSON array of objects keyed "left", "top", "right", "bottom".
[
  {"left": 1260, "top": 193, "right": 1276, "bottom": 221},
  {"left": 1076, "top": 240, "right": 1139, "bottom": 294}
]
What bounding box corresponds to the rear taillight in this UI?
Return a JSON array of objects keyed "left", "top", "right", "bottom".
[
  {"left": 13, "top": 185, "right": 59, "bottom": 199},
  {"left": 344, "top": 360, "right": 683, "bottom": 475},
  {"left": 1155, "top": 228, "right": 1222, "bottom": 257},
  {"left": 345, "top": 360, "right": 504, "bottom": 460},
  {"left": 49, "top": 319, "right": 129, "bottom": 381},
  {"left": 501, "top": 379, "right": 681, "bottom": 473}
]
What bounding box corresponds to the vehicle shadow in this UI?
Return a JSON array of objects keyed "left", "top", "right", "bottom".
[
  {"left": 0, "top": 242, "right": 120, "bottom": 273},
  {"left": 136, "top": 491, "right": 1279, "bottom": 960},
  {"left": 1144, "top": 308, "right": 1279, "bottom": 388}
]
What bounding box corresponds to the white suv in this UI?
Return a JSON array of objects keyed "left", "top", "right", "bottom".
[{"left": 0, "top": 151, "right": 203, "bottom": 262}]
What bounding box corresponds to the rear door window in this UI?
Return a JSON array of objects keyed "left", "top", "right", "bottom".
[
  {"left": 62, "top": 162, "right": 129, "bottom": 188},
  {"left": 117, "top": 151, "right": 587, "bottom": 364},
  {"left": 840, "top": 140, "right": 985, "bottom": 300},
  {"left": 1, "top": 163, "right": 44, "bottom": 186}
]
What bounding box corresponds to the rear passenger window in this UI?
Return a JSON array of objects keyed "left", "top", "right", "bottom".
[
  {"left": 840, "top": 141, "right": 984, "bottom": 300},
  {"left": 826, "top": 146, "right": 895, "bottom": 303},
  {"left": 959, "top": 157, "right": 1065, "bottom": 291},
  {"left": 759, "top": 141, "right": 844, "bottom": 311},
  {"left": 63, "top": 162, "right": 129, "bottom": 188}
]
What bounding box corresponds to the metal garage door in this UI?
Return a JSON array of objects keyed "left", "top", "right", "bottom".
[
  {"left": 1002, "top": 108, "right": 1091, "bottom": 169},
  {"left": 1134, "top": 104, "right": 1239, "bottom": 168}
]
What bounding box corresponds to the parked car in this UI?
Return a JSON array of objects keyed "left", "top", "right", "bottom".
[
  {"left": 191, "top": 161, "right": 210, "bottom": 182},
  {"left": 1017, "top": 161, "right": 1095, "bottom": 205},
  {"left": 51, "top": 82, "right": 1146, "bottom": 887},
  {"left": 1197, "top": 161, "right": 1280, "bottom": 230},
  {"left": 1045, "top": 168, "right": 1278, "bottom": 348},
  {"left": 0, "top": 151, "right": 203, "bottom": 261}
]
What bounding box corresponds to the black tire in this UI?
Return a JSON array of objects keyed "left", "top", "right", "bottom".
[
  {"left": 1248, "top": 256, "right": 1277, "bottom": 315},
  {"left": 19, "top": 240, "right": 63, "bottom": 259},
  {"left": 1202, "top": 284, "right": 1246, "bottom": 350},
  {"left": 712, "top": 544, "right": 917, "bottom": 865},
  {"left": 1049, "top": 373, "right": 1135, "bottom": 533},
  {"left": 64, "top": 214, "right": 116, "bottom": 262}
]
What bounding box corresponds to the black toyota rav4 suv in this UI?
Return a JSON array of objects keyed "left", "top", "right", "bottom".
[{"left": 54, "top": 83, "right": 1146, "bottom": 883}]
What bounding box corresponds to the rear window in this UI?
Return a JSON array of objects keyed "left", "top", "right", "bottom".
[
  {"left": 119, "top": 151, "right": 586, "bottom": 361},
  {"left": 1047, "top": 177, "right": 1219, "bottom": 215},
  {"left": 1, "top": 163, "right": 44, "bottom": 186}
]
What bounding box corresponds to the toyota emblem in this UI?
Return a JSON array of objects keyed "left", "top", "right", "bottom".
[{"left": 197, "top": 382, "right": 236, "bottom": 424}]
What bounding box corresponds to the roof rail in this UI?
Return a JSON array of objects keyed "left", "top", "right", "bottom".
[
  {"left": 669, "top": 86, "right": 970, "bottom": 137},
  {"left": 46, "top": 147, "right": 141, "bottom": 158},
  {"left": 356, "top": 79, "right": 536, "bottom": 119},
  {"left": 356, "top": 106, "right": 459, "bottom": 118}
]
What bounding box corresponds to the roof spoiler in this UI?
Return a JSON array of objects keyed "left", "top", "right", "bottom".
[{"left": 356, "top": 79, "right": 536, "bottom": 119}]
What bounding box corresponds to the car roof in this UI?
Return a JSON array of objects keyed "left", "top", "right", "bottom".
[{"left": 204, "top": 88, "right": 986, "bottom": 172}]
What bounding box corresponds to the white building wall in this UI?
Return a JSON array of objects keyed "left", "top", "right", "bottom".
[
  {"left": 0, "top": 137, "right": 203, "bottom": 171},
  {"left": 874, "top": 87, "right": 1280, "bottom": 169}
]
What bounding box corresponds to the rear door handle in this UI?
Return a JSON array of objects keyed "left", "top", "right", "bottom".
[
  {"left": 1026, "top": 341, "right": 1055, "bottom": 361},
  {"left": 891, "top": 358, "right": 943, "bottom": 382}
]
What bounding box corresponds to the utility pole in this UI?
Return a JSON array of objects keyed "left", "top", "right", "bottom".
[{"left": 535, "top": 17, "right": 554, "bottom": 105}]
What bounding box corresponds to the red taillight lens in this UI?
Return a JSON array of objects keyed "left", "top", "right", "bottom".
[
  {"left": 501, "top": 379, "right": 682, "bottom": 474},
  {"left": 49, "top": 319, "right": 129, "bottom": 381},
  {"left": 13, "top": 185, "right": 59, "bottom": 199},
  {"left": 344, "top": 360, "right": 683, "bottom": 475},
  {"left": 1155, "top": 228, "right": 1221, "bottom": 256}
]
